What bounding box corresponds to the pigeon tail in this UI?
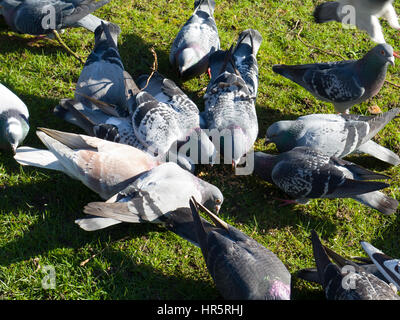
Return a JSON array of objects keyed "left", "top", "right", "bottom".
[
  {"left": 14, "top": 146, "right": 64, "bottom": 172},
  {"left": 356, "top": 140, "right": 400, "bottom": 166},
  {"left": 72, "top": 13, "right": 107, "bottom": 32},
  {"left": 351, "top": 191, "right": 399, "bottom": 215},
  {"left": 62, "top": 0, "right": 112, "bottom": 27},
  {"left": 194, "top": 0, "right": 216, "bottom": 14},
  {"left": 313, "top": 1, "right": 340, "bottom": 23}
]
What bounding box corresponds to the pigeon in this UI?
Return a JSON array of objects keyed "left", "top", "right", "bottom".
[
  {"left": 189, "top": 197, "right": 291, "bottom": 300},
  {"left": 265, "top": 108, "right": 400, "bottom": 166},
  {"left": 297, "top": 245, "right": 390, "bottom": 284},
  {"left": 0, "top": 0, "right": 111, "bottom": 60},
  {"left": 313, "top": 0, "right": 400, "bottom": 44},
  {"left": 253, "top": 147, "right": 399, "bottom": 215},
  {"left": 135, "top": 72, "right": 217, "bottom": 165},
  {"left": 0, "top": 83, "right": 29, "bottom": 154},
  {"left": 272, "top": 44, "right": 397, "bottom": 114},
  {"left": 82, "top": 162, "right": 224, "bottom": 230},
  {"left": 73, "top": 21, "right": 135, "bottom": 115},
  {"left": 203, "top": 46, "right": 258, "bottom": 167},
  {"left": 361, "top": 241, "right": 400, "bottom": 290},
  {"left": 13, "top": 127, "right": 165, "bottom": 231},
  {"left": 169, "top": 0, "right": 220, "bottom": 79},
  {"left": 304, "top": 230, "right": 400, "bottom": 300},
  {"left": 232, "top": 29, "right": 263, "bottom": 98},
  {"left": 14, "top": 128, "right": 161, "bottom": 199}
]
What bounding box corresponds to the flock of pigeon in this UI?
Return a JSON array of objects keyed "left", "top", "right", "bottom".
[{"left": 1, "top": 0, "right": 400, "bottom": 300}]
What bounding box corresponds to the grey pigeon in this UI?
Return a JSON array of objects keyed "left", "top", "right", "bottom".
[
  {"left": 0, "top": 83, "right": 29, "bottom": 154},
  {"left": 73, "top": 21, "right": 135, "bottom": 115},
  {"left": 313, "top": 0, "right": 400, "bottom": 44},
  {"left": 0, "top": 0, "right": 110, "bottom": 34},
  {"left": 297, "top": 245, "right": 390, "bottom": 285},
  {"left": 265, "top": 108, "right": 400, "bottom": 166},
  {"left": 13, "top": 128, "right": 164, "bottom": 231},
  {"left": 169, "top": 0, "right": 220, "bottom": 79},
  {"left": 232, "top": 29, "right": 263, "bottom": 98},
  {"left": 272, "top": 44, "right": 396, "bottom": 114},
  {"left": 203, "top": 47, "right": 258, "bottom": 167},
  {"left": 253, "top": 147, "right": 399, "bottom": 215},
  {"left": 53, "top": 21, "right": 141, "bottom": 147},
  {"left": 189, "top": 197, "right": 291, "bottom": 300},
  {"left": 135, "top": 72, "right": 217, "bottom": 165},
  {"left": 361, "top": 241, "right": 400, "bottom": 290},
  {"left": 82, "top": 162, "right": 224, "bottom": 228},
  {"left": 305, "top": 230, "right": 400, "bottom": 300}
]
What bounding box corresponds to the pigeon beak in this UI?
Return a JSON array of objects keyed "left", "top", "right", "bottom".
[
  {"left": 215, "top": 205, "right": 221, "bottom": 214},
  {"left": 11, "top": 144, "right": 17, "bottom": 156},
  {"left": 389, "top": 56, "right": 395, "bottom": 66}
]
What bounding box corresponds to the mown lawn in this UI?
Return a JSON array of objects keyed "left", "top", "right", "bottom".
[{"left": 0, "top": 0, "right": 399, "bottom": 300}]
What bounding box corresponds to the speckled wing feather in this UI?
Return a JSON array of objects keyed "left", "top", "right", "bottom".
[
  {"left": 232, "top": 29, "right": 263, "bottom": 97},
  {"left": 270, "top": 147, "right": 390, "bottom": 200},
  {"left": 132, "top": 91, "right": 182, "bottom": 156}
]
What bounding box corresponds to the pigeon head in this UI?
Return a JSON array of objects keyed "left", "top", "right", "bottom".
[
  {"left": 177, "top": 46, "right": 207, "bottom": 77},
  {"left": 3, "top": 117, "right": 26, "bottom": 154},
  {"left": 265, "top": 120, "right": 301, "bottom": 152},
  {"left": 368, "top": 44, "right": 396, "bottom": 66},
  {"left": 201, "top": 183, "right": 224, "bottom": 214}
]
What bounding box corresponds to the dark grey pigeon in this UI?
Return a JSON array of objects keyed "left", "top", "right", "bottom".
[
  {"left": 169, "top": 0, "right": 220, "bottom": 80},
  {"left": 203, "top": 47, "right": 258, "bottom": 167},
  {"left": 361, "top": 241, "right": 400, "bottom": 290},
  {"left": 136, "top": 72, "right": 217, "bottom": 165},
  {"left": 272, "top": 44, "right": 396, "bottom": 114},
  {"left": 305, "top": 230, "right": 400, "bottom": 300},
  {"left": 313, "top": 0, "right": 400, "bottom": 44},
  {"left": 0, "top": 0, "right": 110, "bottom": 34},
  {"left": 189, "top": 197, "right": 291, "bottom": 300},
  {"left": 232, "top": 29, "right": 263, "bottom": 98},
  {"left": 0, "top": 83, "right": 29, "bottom": 154},
  {"left": 82, "top": 162, "right": 224, "bottom": 226},
  {"left": 297, "top": 245, "right": 390, "bottom": 285},
  {"left": 265, "top": 108, "right": 400, "bottom": 166},
  {"left": 253, "top": 147, "right": 399, "bottom": 215}
]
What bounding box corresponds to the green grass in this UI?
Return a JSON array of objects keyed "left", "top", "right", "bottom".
[{"left": 0, "top": 0, "right": 400, "bottom": 300}]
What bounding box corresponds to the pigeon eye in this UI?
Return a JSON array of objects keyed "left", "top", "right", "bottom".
[
  {"left": 381, "top": 50, "right": 385, "bottom": 55},
  {"left": 215, "top": 199, "right": 222, "bottom": 204}
]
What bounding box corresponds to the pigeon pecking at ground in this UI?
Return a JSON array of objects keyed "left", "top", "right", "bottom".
[
  {"left": 253, "top": 146, "right": 399, "bottom": 215},
  {"left": 189, "top": 197, "right": 291, "bottom": 300},
  {"left": 272, "top": 43, "right": 398, "bottom": 114},
  {"left": 313, "top": 0, "right": 400, "bottom": 44},
  {"left": 169, "top": 0, "right": 220, "bottom": 80},
  {"left": 303, "top": 230, "right": 400, "bottom": 300},
  {"left": 265, "top": 108, "right": 400, "bottom": 166},
  {"left": 360, "top": 241, "right": 400, "bottom": 290},
  {"left": 203, "top": 42, "right": 259, "bottom": 168},
  {"left": 0, "top": 0, "right": 111, "bottom": 61},
  {"left": 0, "top": 82, "right": 29, "bottom": 155},
  {"left": 82, "top": 162, "right": 224, "bottom": 230}
]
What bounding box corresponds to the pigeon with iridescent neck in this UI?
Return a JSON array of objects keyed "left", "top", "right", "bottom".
[
  {"left": 189, "top": 197, "right": 291, "bottom": 300},
  {"left": 0, "top": 83, "right": 29, "bottom": 154},
  {"left": 170, "top": 0, "right": 220, "bottom": 80},
  {"left": 313, "top": 0, "right": 400, "bottom": 44},
  {"left": 265, "top": 108, "right": 400, "bottom": 166},
  {"left": 272, "top": 44, "right": 398, "bottom": 114},
  {"left": 253, "top": 147, "right": 399, "bottom": 215}
]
